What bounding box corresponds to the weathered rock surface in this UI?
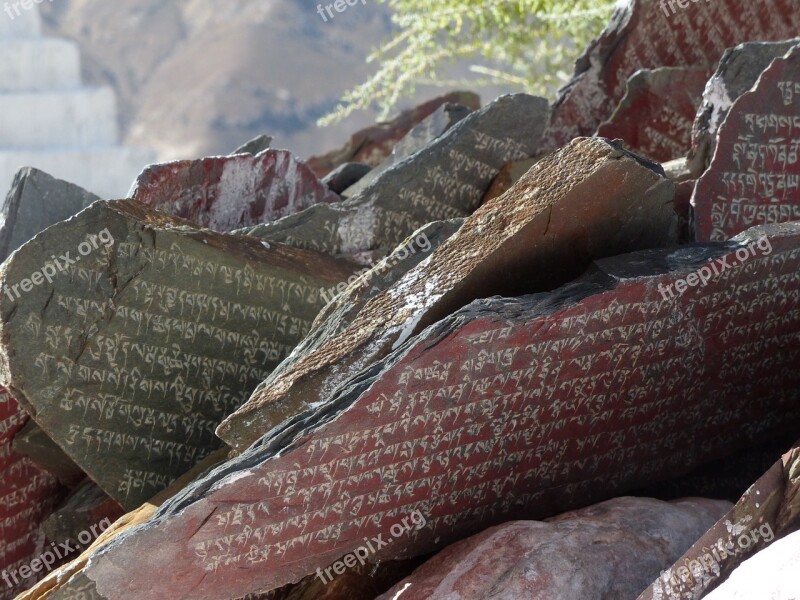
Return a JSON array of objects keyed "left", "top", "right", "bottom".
[
  {"left": 218, "top": 136, "right": 677, "bottom": 451},
  {"left": 639, "top": 439, "right": 800, "bottom": 599},
  {"left": 83, "top": 222, "right": 800, "bottom": 600},
  {"left": 321, "top": 163, "right": 371, "bottom": 196},
  {"left": 341, "top": 102, "right": 473, "bottom": 198},
  {"left": 306, "top": 92, "right": 481, "bottom": 178},
  {"left": 596, "top": 67, "right": 709, "bottom": 162},
  {"left": 11, "top": 421, "right": 85, "bottom": 486},
  {"left": 703, "top": 530, "right": 800, "bottom": 600},
  {"left": 480, "top": 158, "right": 537, "bottom": 205},
  {"left": 0, "top": 168, "right": 99, "bottom": 263},
  {"left": 544, "top": 0, "right": 800, "bottom": 150},
  {"left": 129, "top": 150, "right": 339, "bottom": 232},
  {"left": 239, "top": 94, "right": 550, "bottom": 264},
  {"left": 377, "top": 497, "right": 730, "bottom": 600},
  {"left": 231, "top": 134, "right": 273, "bottom": 156},
  {"left": 693, "top": 45, "right": 800, "bottom": 242},
  {"left": 0, "top": 200, "right": 357, "bottom": 509},
  {"left": 687, "top": 39, "right": 800, "bottom": 177},
  {"left": 40, "top": 480, "right": 123, "bottom": 551},
  {"left": 0, "top": 387, "right": 64, "bottom": 600}
]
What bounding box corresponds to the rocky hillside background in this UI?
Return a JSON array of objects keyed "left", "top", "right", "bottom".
[{"left": 38, "top": 0, "right": 512, "bottom": 161}]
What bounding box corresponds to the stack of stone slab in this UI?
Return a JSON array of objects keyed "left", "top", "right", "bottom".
[
  {"left": 4, "top": 0, "right": 800, "bottom": 598},
  {"left": 0, "top": 6, "right": 153, "bottom": 199}
]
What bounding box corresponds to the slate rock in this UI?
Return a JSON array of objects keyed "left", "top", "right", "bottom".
[
  {"left": 321, "top": 163, "right": 371, "bottom": 195},
  {"left": 130, "top": 150, "right": 339, "bottom": 232},
  {"left": 687, "top": 39, "right": 800, "bottom": 177},
  {"left": 703, "top": 530, "right": 800, "bottom": 600},
  {"left": 85, "top": 223, "right": 800, "bottom": 599},
  {"left": 11, "top": 421, "right": 85, "bottom": 486},
  {"left": 218, "top": 136, "right": 677, "bottom": 451},
  {"left": 238, "top": 94, "right": 550, "bottom": 265},
  {"left": 306, "top": 92, "right": 481, "bottom": 178},
  {"left": 693, "top": 45, "right": 800, "bottom": 242},
  {"left": 341, "top": 102, "right": 472, "bottom": 198},
  {"left": 0, "top": 168, "right": 99, "bottom": 262},
  {"left": 639, "top": 439, "right": 800, "bottom": 600},
  {"left": 543, "top": 0, "right": 800, "bottom": 150},
  {"left": 480, "top": 158, "right": 537, "bottom": 205},
  {"left": 231, "top": 134, "right": 273, "bottom": 156},
  {"left": 377, "top": 497, "right": 730, "bottom": 600},
  {"left": 596, "top": 67, "right": 709, "bottom": 162},
  {"left": 0, "top": 387, "right": 64, "bottom": 600},
  {"left": 0, "top": 200, "right": 357, "bottom": 509}
]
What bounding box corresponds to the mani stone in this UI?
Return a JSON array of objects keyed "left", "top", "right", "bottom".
[
  {"left": 595, "top": 67, "right": 709, "bottom": 163},
  {"left": 231, "top": 134, "right": 273, "bottom": 156},
  {"left": 377, "top": 498, "right": 729, "bottom": 600},
  {"left": 217, "top": 136, "right": 678, "bottom": 451},
  {"left": 129, "top": 150, "right": 339, "bottom": 232},
  {"left": 639, "top": 439, "right": 800, "bottom": 600},
  {"left": 0, "top": 387, "right": 64, "bottom": 599},
  {"left": 687, "top": 39, "right": 800, "bottom": 178},
  {"left": 306, "top": 91, "right": 481, "bottom": 178},
  {"left": 321, "top": 163, "right": 372, "bottom": 196},
  {"left": 543, "top": 0, "right": 800, "bottom": 150},
  {"left": 0, "top": 200, "right": 357, "bottom": 510},
  {"left": 341, "top": 102, "right": 473, "bottom": 198},
  {"left": 692, "top": 45, "right": 800, "bottom": 242},
  {"left": 0, "top": 168, "right": 99, "bottom": 262},
  {"left": 237, "top": 94, "right": 550, "bottom": 264},
  {"left": 86, "top": 222, "right": 800, "bottom": 600}
]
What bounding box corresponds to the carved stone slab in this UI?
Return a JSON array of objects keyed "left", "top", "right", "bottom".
[
  {"left": 0, "top": 168, "right": 99, "bottom": 262},
  {"left": 0, "top": 387, "right": 64, "bottom": 600},
  {"left": 130, "top": 150, "right": 339, "bottom": 232},
  {"left": 687, "top": 39, "right": 800, "bottom": 177},
  {"left": 86, "top": 222, "right": 800, "bottom": 600},
  {"left": 693, "top": 45, "right": 800, "bottom": 242},
  {"left": 544, "top": 0, "right": 800, "bottom": 150},
  {"left": 0, "top": 201, "right": 357, "bottom": 509},
  {"left": 596, "top": 67, "right": 709, "bottom": 162},
  {"left": 239, "top": 94, "right": 550, "bottom": 264},
  {"left": 638, "top": 439, "right": 800, "bottom": 600},
  {"left": 218, "top": 137, "right": 677, "bottom": 451},
  {"left": 306, "top": 92, "right": 481, "bottom": 178}
]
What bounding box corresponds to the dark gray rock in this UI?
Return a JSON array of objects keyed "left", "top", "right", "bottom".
[
  {"left": 321, "top": 162, "right": 371, "bottom": 195},
  {"left": 231, "top": 134, "right": 273, "bottom": 156},
  {"left": 341, "top": 102, "right": 473, "bottom": 198},
  {"left": 0, "top": 168, "right": 100, "bottom": 263},
  {"left": 0, "top": 200, "right": 358, "bottom": 509},
  {"left": 239, "top": 94, "right": 549, "bottom": 264}
]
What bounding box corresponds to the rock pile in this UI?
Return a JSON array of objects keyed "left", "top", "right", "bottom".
[{"left": 2, "top": 1, "right": 800, "bottom": 599}]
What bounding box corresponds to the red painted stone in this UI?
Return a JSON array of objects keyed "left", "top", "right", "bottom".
[
  {"left": 544, "top": 0, "right": 800, "bottom": 149},
  {"left": 693, "top": 45, "right": 800, "bottom": 242},
  {"left": 306, "top": 92, "right": 481, "bottom": 178},
  {"left": 87, "top": 223, "right": 800, "bottom": 600},
  {"left": 130, "top": 150, "right": 339, "bottom": 232},
  {"left": 0, "top": 387, "right": 64, "bottom": 600},
  {"left": 596, "top": 67, "right": 709, "bottom": 162}
]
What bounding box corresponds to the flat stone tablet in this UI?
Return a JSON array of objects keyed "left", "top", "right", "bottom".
[
  {"left": 543, "top": 0, "right": 800, "bottom": 150},
  {"left": 0, "top": 387, "right": 64, "bottom": 599},
  {"left": 0, "top": 168, "right": 99, "bottom": 262},
  {"left": 0, "top": 200, "right": 357, "bottom": 509},
  {"left": 218, "top": 137, "right": 677, "bottom": 451},
  {"left": 87, "top": 222, "right": 800, "bottom": 600},
  {"left": 130, "top": 150, "right": 339, "bottom": 232},
  {"left": 240, "top": 94, "right": 549, "bottom": 264},
  {"left": 596, "top": 67, "right": 709, "bottom": 162},
  {"left": 693, "top": 45, "right": 800, "bottom": 241}
]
